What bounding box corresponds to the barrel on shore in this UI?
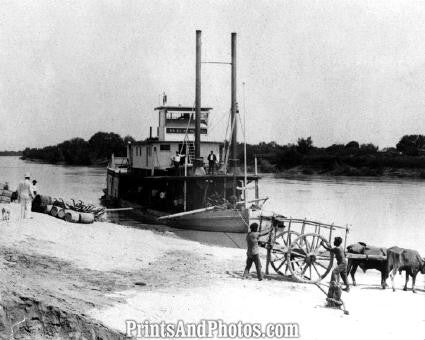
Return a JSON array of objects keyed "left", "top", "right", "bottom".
[
  {"left": 79, "top": 212, "right": 95, "bottom": 224},
  {"left": 50, "top": 206, "right": 59, "bottom": 217},
  {"left": 64, "top": 210, "right": 80, "bottom": 223},
  {"left": 57, "top": 209, "right": 66, "bottom": 219}
]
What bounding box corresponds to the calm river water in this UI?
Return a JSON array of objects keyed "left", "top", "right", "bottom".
[{"left": 1, "top": 156, "right": 424, "bottom": 252}]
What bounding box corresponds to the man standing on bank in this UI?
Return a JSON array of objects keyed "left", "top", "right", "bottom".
[
  {"left": 207, "top": 150, "right": 217, "bottom": 174},
  {"left": 243, "top": 223, "right": 269, "bottom": 281},
  {"left": 17, "top": 173, "right": 34, "bottom": 219}
]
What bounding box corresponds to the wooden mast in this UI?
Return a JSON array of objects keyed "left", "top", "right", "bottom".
[
  {"left": 231, "top": 33, "right": 237, "bottom": 198},
  {"left": 195, "top": 30, "right": 201, "bottom": 163},
  {"left": 230, "top": 32, "right": 237, "bottom": 169}
]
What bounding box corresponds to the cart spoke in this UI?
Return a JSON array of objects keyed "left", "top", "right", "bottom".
[
  {"left": 300, "top": 263, "right": 310, "bottom": 276},
  {"left": 286, "top": 234, "right": 293, "bottom": 245},
  {"left": 313, "top": 236, "right": 323, "bottom": 252},
  {"left": 276, "top": 258, "right": 287, "bottom": 271},
  {"left": 291, "top": 250, "right": 307, "bottom": 258},
  {"left": 312, "top": 263, "right": 322, "bottom": 278},
  {"left": 316, "top": 261, "right": 329, "bottom": 270},
  {"left": 272, "top": 254, "right": 286, "bottom": 262},
  {"left": 290, "top": 258, "right": 304, "bottom": 272},
  {"left": 305, "top": 236, "right": 312, "bottom": 253},
  {"left": 309, "top": 235, "right": 317, "bottom": 253},
  {"left": 272, "top": 248, "right": 287, "bottom": 255},
  {"left": 291, "top": 257, "right": 306, "bottom": 264}
]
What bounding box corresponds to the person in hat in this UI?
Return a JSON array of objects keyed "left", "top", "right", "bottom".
[{"left": 17, "top": 173, "right": 34, "bottom": 219}]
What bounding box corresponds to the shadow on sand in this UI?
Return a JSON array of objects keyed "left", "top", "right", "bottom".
[
  {"left": 226, "top": 270, "right": 301, "bottom": 283},
  {"left": 357, "top": 284, "right": 425, "bottom": 294}
]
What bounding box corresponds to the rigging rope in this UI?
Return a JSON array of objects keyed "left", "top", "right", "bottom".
[
  {"left": 224, "top": 232, "right": 242, "bottom": 249},
  {"left": 237, "top": 208, "right": 249, "bottom": 228},
  {"left": 223, "top": 112, "right": 237, "bottom": 173}
]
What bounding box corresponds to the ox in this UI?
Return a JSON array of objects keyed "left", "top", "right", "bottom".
[
  {"left": 346, "top": 242, "right": 387, "bottom": 288},
  {"left": 386, "top": 246, "right": 425, "bottom": 293}
]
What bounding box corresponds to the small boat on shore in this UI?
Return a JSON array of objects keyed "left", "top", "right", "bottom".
[{"left": 105, "top": 31, "right": 265, "bottom": 233}]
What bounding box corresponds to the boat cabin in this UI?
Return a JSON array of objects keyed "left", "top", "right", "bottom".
[{"left": 127, "top": 105, "right": 223, "bottom": 172}]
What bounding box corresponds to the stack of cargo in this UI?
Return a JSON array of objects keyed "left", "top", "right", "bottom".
[
  {"left": 43, "top": 197, "right": 104, "bottom": 224},
  {"left": 0, "top": 183, "right": 13, "bottom": 203}
]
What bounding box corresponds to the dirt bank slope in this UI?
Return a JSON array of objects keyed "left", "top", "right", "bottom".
[{"left": 0, "top": 203, "right": 424, "bottom": 339}]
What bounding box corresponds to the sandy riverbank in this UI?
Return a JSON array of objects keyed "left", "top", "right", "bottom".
[{"left": 0, "top": 203, "right": 424, "bottom": 339}]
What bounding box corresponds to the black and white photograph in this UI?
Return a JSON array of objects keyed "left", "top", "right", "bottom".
[{"left": 0, "top": 1, "right": 424, "bottom": 339}]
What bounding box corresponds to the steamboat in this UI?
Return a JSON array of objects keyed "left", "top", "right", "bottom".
[{"left": 105, "top": 31, "right": 263, "bottom": 232}]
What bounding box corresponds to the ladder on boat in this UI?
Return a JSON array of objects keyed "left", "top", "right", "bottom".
[{"left": 187, "top": 141, "right": 195, "bottom": 164}]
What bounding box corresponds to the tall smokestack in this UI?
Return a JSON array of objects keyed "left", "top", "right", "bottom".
[{"left": 195, "top": 30, "right": 202, "bottom": 162}]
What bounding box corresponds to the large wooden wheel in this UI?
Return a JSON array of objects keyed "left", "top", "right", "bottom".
[
  {"left": 287, "top": 233, "right": 334, "bottom": 283},
  {"left": 269, "top": 230, "right": 301, "bottom": 276}
]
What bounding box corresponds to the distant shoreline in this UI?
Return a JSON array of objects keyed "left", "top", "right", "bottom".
[
  {"left": 19, "top": 156, "right": 108, "bottom": 167},
  {"left": 0, "top": 151, "right": 22, "bottom": 156},
  {"left": 270, "top": 165, "right": 425, "bottom": 179},
  {"left": 19, "top": 156, "right": 425, "bottom": 179}
]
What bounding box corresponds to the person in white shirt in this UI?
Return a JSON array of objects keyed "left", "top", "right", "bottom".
[
  {"left": 17, "top": 173, "right": 34, "bottom": 219},
  {"left": 171, "top": 151, "right": 181, "bottom": 168}
]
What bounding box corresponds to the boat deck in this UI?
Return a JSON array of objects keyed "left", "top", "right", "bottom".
[{"left": 142, "top": 174, "right": 261, "bottom": 181}]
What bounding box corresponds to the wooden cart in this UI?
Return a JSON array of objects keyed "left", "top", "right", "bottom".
[{"left": 259, "top": 216, "right": 350, "bottom": 283}]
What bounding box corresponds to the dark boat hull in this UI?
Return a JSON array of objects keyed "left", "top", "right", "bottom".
[{"left": 120, "top": 199, "right": 248, "bottom": 233}]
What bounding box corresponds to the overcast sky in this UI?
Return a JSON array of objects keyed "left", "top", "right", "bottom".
[{"left": 1, "top": 0, "right": 425, "bottom": 150}]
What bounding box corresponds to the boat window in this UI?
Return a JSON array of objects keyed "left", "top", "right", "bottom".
[
  {"left": 165, "top": 112, "right": 195, "bottom": 121},
  {"left": 160, "top": 144, "right": 170, "bottom": 151}
]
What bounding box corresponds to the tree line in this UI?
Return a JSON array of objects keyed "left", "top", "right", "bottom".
[
  {"left": 21, "top": 133, "right": 425, "bottom": 176},
  {"left": 237, "top": 134, "right": 425, "bottom": 176},
  {"left": 22, "top": 132, "right": 135, "bottom": 165}
]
